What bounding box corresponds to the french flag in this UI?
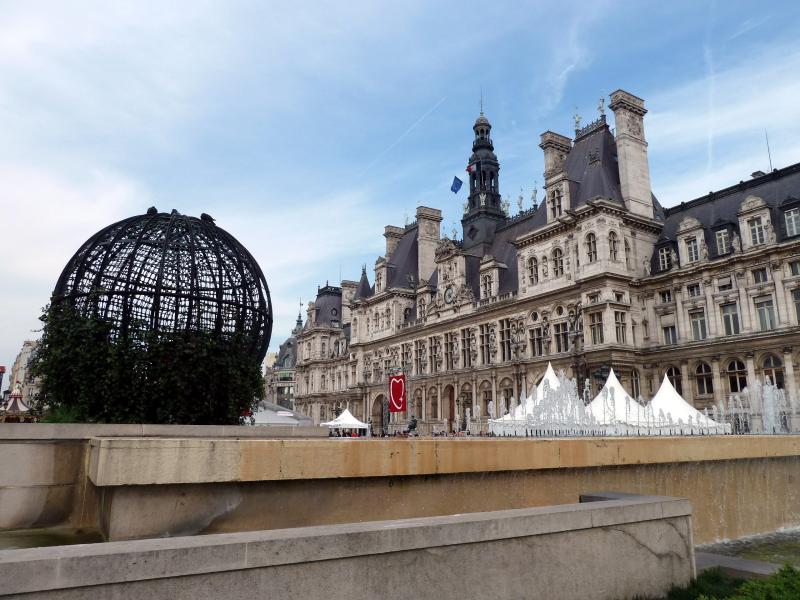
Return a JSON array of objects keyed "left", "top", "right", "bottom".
[{"left": 466, "top": 162, "right": 478, "bottom": 174}]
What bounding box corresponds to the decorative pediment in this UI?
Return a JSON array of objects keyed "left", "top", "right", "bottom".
[
  {"left": 677, "top": 216, "right": 702, "bottom": 233},
  {"left": 435, "top": 237, "right": 461, "bottom": 261},
  {"left": 739, "top": 195, "right": 766, "bottom": 215}
]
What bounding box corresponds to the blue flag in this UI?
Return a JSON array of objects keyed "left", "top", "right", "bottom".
[{"left": 451, "top": 176, "right": 463, "bottom": 194}]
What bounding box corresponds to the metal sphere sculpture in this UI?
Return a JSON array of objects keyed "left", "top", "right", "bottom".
[{"left": 53, "top": 208, "right": 272, "bottom": 362}]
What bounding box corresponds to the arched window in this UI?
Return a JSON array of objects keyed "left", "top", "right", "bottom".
[
  {"left": 481, "top": 274, "right": 493, "bottom": 298},
  {"left": 762, "top": 354, "right": 785, "bottom": 388},
  {"left": 695, "top": 362, "right": 713, "bottom": 395},
  {"left": 631, "top": 369, "right": 641, "bottom": 399},
  {"left": 586, "top": 233, "right": 597, "bottom": 263},
  {"left": 609, "top": 231, "right": 619, "bottom": 261},
  {"left": 624, "top": 239, "right": 631, "bottom": 269},
  {"left": 726, "top": 359, "right": 747, "bottom": 393},
  {"left": 549, "top": 189, "right": 563, "bottom": 219},
  {"left": 527, "top": 257, "right": 538, "bottom": 284},
  {"left": 552, "top": 248, "right": 564, "bottom": 277},
  {"left": 666, "top": 366, "right": 682, "bottom": 394}
]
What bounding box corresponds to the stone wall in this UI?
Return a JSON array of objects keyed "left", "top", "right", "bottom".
[{"left": 0, "top": 493, "right": 695, "bottom": 600}]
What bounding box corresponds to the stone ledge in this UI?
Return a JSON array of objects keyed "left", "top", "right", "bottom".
[
  {"left": 0, "top": 493, "right": 691, "bottom": 596},
  {"left": 0, "top": 423, "right": 325, "bottom": 441},
  {"left": 88, "top": 435, "right": 800, "bottom": 486}
]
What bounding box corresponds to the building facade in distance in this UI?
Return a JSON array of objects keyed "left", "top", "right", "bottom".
[
  {"left": 265, "top": 313, "right": 301, "bottom": 409},
  {"left": 6, "top": 340, "right": 41, "bottom": 408},
  {"left": 291, "top": 89, "right": 800, "bottom": 434}
]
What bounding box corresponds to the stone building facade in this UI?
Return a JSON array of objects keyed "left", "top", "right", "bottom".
[
  {"left": 292, "top": 89, "right": 800, "bottom": 434},
  {"left": 264, "top": 315, "right": 300, "bottom": 409}
]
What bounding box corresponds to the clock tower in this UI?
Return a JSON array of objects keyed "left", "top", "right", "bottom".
[{"left": 461, "top": 110, "right": 506, "bottom": 252}]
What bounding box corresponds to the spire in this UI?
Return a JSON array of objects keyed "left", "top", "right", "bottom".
[{"left": 354, "top": 267, "right": 373, "bottom": 300}]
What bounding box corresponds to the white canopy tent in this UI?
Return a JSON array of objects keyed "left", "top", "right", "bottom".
[
  {"left": 320, "top": 408, "right": 369, "bottom": 429},
  {"left": 649, "top": 374, "right": 729, "bottom": 433},
  {"left": 587, "top": 368, "right": 650, "bottom": 427}
]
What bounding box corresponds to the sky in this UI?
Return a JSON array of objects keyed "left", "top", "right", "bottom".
[{"left": 2, "top": 0, "right": 800, "bottom": 387}]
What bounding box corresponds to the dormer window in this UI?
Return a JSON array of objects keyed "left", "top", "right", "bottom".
[
  {"left": 748, "top": 217, "right": 765, "bottom": 245},
  {"left": 685, "top": 237, "right": 699, "bottom": 262},
  {"left": 658, "top": 247, "right": 672, "bottom": 271},
  {"left": 549, "top": 189, "right": 562, "bottom": 219},
  {"left": 481, "top": 274, "right": 493, "bottom": 298},
  {"left": 527, "top": 257, "right": 539, "bottom": 284},
  {"left": 715, "top": 229, "right": 730, "bottom": 255},
  {"left": 785, "top": 208, "right": 800, "bottom": 237}
]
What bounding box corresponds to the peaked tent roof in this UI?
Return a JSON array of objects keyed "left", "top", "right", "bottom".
[
  {"left": 320, "top": 408, "right": 368, "bottom": 429},
  {"left": 587, "top": 368, "right": 646, "bottom": 426},
  {"left": 649, "top": 375, "right": 721, "bottom": 427}
]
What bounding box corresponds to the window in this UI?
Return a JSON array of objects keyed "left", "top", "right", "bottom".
[
  {"left": 794, "top": 289, "right": 800, "bottom": 322},
  {"left": 762, "top": 355, "right": 784, "bottom": 388},
  {"left": 429, "top": 337, "right": 440, "bottom": 374},
  {"left": 614, "top": 311, "right": 627, "bottom": 343},
  {"left": 685, "top": 237, "right": 699, "bottom": 262},
  {"left": 721, "top": 303, "right": 740, "bottom": 336},
  {"left": 460, "top": 328, "right": 473, "bottom": 368},
  {"left": 586, "top": 233, "right": 597, "bottom": 263},
  {"left": 716, "top": 229, "right": 730, "bottom": 255},
  {"left": 609, "top": 232, "right": 619, "bottom": 261},
  {"left": 550, "top": 188, "right": 563, "bottom": 219},
  {"left": 663, "top": 325, "right": 677, "bottom": 345},
  {"left": 631, "top": 370, "right": 641, "bottom": 399},
  {"left": 588, "top": 292, "right": 600, "bottom": 304},
  {"left": 529, "top": 327, "right": 544, "bottom": 357},
  {"left": 479, "top": 324, "right": 491, "bottom": 364},
  {"left": 589, "top": 312, "right": 604, "bottom": 345},
  {"left": 659, "top": 289, "right": 672, "bottom": 304},
  {"left": 414, "top": 340, "right": 425, "bottom": 375},
  {"left": 499, "top": 319, "right": 512, "bottom": 362},
  {"left": 666, "top": 366, "right": 682, "bottom": 394},
  {"left": 527, "top": 257, "right": 539, "bottom": 284},
  {"left": 718, "top": 275, "right": 733, "bottom": 291},
  {"left": 444, "top": 333, "right": 456, "bottom": 370},
  {"left": 791, "top": 261, "right": 800, "bottom": 276},
  {"left": 786, "top": 208, "right": 800, "bottom": 237},
  {"left": 552, "top": 248, "right": 564, "bottom": 276},
  {"left": 554, "top": 322, "right": 569, "bottom": 353},
  {"left": 752, "top": 268, "right": 769, "bottom": 284},
  {"left": 659, "top": 247, "right": 672, "bottom": 271},
  {"left": 481, "top": 274, "right": 493, "bottom": 298},
  {"left": 690, "top": 310, "right": 707, "bottom": 341},
  {"left": 755, "top": 297, "right": 776, "bottom": 331},
  {"left": 614, "top": 291, "right": 625, "bottom": 302},
  {"left": 727, "top": 360, "right": 747, "bottom": 393},
  {"left": 748, "top": 216, "right": 765, "bottom": 245},
  {"left": 402, "top": 343, "right": 412, "bottom": 370},
  {"left": 687, "top": 283, "right": 701, "bottom": 298},
  {"left": 695, "top": 363, "right": 713, "bottom": 395}
]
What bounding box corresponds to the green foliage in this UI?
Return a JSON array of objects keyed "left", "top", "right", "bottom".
[
  {"left": 31, "top": 301, "right": 263, "bottom": 425},
  {"left": 664, "top": 568, "right": 744, "bottom": 600},
  {"left": 700, "top": 565, "right": 800, "bottom": 600}
]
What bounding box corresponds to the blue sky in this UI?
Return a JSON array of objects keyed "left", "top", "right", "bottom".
[{"left": 2, "top": 0, "right": 800, "bottom": 384}]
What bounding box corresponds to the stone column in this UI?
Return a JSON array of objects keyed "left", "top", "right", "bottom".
[
  {"left": 674, "top": 289, "right": 688, "bottom": 342},
  {"left": 437, "top": 382, "right": 443, "bottom": 420},
  {"left": 422, "top": 386, "right": 427, "bottom": 421},
  {"left": 737, "top": 278, "right": 753, "bottom": 332},
  {"left": 772, "top": 263, "right": 788, "bottom": 325},
  {"left": 711, "top": 356, "right": 724, "bottom": 406},
  {"left": 491, "top": 371, "right": 498, "bottom": 418},
  {"left": 704, "top": 281, "right": 719, "bottom": 337},
  {"left": 746, "top": 352, "right": 758, "bottom": 389},
  {"left": 680, "top": 360, "right": 693, "bottom": 405}
]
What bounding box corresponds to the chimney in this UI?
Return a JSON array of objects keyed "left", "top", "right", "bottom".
[
  {"left": 415, "top": 206, "right": 442, "bottom": 283},
  {"left": 539, "top": 131, "right": 572, "bottom": 183},
  {"left": 384, "top": 225, "right": 405, "bottom": 258},
  {"left": 609, "top": 90, "right": 654, "bottom": 219}
]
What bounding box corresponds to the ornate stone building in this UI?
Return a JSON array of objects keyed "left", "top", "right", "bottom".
[
  {"left": 264, "top": 314, "right": 300, "bottom": 409},
  {"left": 291, "top": 89, "right": 800, "bottom": 434}
]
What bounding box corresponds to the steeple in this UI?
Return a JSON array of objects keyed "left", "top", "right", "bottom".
[{"left": 462, "top": 109, "right": 505, "bottom": 251}]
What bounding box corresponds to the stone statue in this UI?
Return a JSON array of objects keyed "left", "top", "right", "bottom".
[
  {"left": 598, "top": 97, "right": 605, "bottom": 117},
  {"left": 669, "top": 247, "right": 678, "bottom": 268},
  {"left": 488, "top": 399, "right": 495, "bottom": 419},
  {"left": 463, "top": 201, "right": 469, "bottom": 214},
  {"left": 573, "top": 110, "right": 581, "bottom": 130},
  {"left": 700, "top": 240, "right": 709, "bottom": 260},
  {"left": 531, "top": 184, "right": 538, "bottom": 209},
  {"left": 731, "top": 232, "right": 741, "bottom": 253},
  {"left": 502, "top": 195, "right": 510, "bottom": 217},
  {"left": 517, "top": 188, "right": 524, "bottom": 213},
  {"left": 642, "top": 259, "right": 651, "bottom": 276},
  {"left": 766, "top": 220, "right": 777, "bottom": 244}
]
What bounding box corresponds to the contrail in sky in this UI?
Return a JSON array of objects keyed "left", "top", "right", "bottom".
[{"left": 360, "top": 96, "right": 447, "bottom": 176}]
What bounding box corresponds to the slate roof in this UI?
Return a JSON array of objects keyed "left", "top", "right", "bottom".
[
  {"left": 386, "top": 226, "right": 419, "bottom": 288},
  {"left": 354, "top": 268, "right": 373, "bottom": 300},
  {"left": 313, "top": 285, "right": 343, "bottom": 327},
  {"left": 651, "top": 162, "right": 800, "bottom": 270}
]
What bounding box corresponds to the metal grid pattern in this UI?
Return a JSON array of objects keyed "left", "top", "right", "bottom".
[{"left": 53, "top": 209, "right": 272, "bottom": 361}]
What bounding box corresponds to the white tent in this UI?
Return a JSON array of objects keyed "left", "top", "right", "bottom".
[
  {"left": 320, "top": 408, "right": 369, "bottom": 429},
  {"left": 587, "top": 368, "right": 649, "bottom": 427},
  {"left": 649, "top": 374, "right": 729, "bottom": 433}
]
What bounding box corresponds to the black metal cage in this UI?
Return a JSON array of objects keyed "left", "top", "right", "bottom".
[{"left": 53, "top": 208, "right": 272, "bottom": 362}]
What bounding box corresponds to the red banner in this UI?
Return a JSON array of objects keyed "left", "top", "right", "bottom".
[{"left": 388, "top": 373, "right": 407, "bottom": 413}]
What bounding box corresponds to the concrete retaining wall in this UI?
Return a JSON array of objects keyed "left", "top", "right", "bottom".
[{"left": 0, "top": 493, "right": 695, "bottom": 600}]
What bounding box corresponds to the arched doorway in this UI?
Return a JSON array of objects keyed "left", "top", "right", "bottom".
[{"left": 371, "top": 394, "right": 385, "bottom": 435}]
